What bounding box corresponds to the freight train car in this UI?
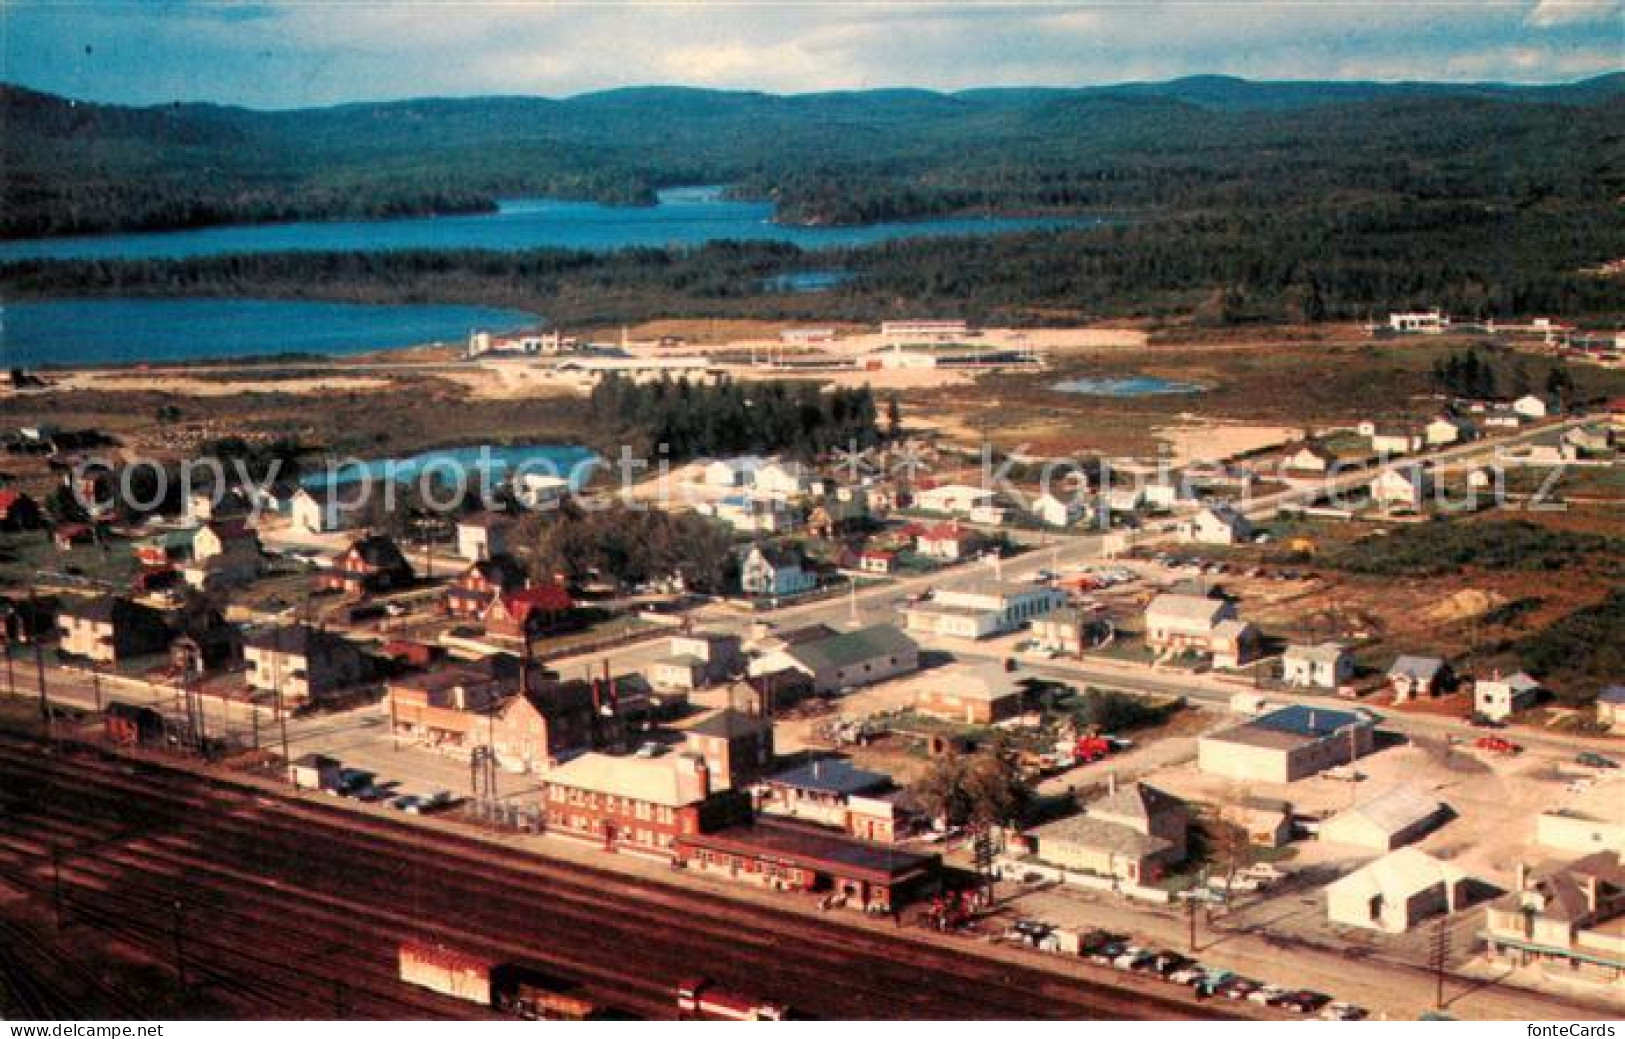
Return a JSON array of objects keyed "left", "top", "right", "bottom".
[
  {"left": 676, "top": 977, "right": 788, "bottom": 1021},
  {"left": 398, "top": 942, "right": 597, "bottom": 1019}
]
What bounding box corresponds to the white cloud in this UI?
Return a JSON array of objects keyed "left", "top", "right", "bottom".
[{"left": 1524, "top": 0, "right": 1623, "bottom": 27}]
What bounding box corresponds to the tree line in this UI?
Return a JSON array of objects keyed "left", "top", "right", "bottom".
[{"left": 587, "top": 374, "right": 882, "bottom": 461}]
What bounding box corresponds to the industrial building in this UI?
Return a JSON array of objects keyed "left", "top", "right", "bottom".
[{"left": 1198, "top": 704, "right": 1376, "bottom": 783}]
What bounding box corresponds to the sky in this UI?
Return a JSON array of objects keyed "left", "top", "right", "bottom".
[{"left": 3, "top": 1, "right": 1621, "bottom": 108}]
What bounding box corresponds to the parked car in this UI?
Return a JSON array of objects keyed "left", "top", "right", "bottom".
[
  {"left": 1475, "top": 736, "right": 1523, "bottom": 755},
  {"left": 1167, "top": 964, "right": 1208, "bottom": 986},
  {"left": 1247, "top": 984, "right": 1289, "bottom": 1006},
  {"left": 1111, "top": 946, "right": 1154, "bottom": 971},
  {"left": 1320, "top": 1001, "right": 1368, "bottom": 1021},
  {"left": 1576, "top": 752, "right": 1620, "bottom": 769},
  {"left": 391, "top": 795, "right": 425, "bottom": 813},
  {"left": 1215, "top": 977, "right": 1261, "bottom": 1000},
  {"left": 1278, "top": 990, "right": 1332, "bottom": 1014}
]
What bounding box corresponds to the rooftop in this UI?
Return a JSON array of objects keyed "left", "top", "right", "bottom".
[
  {"left": 784, "top": 624, "right": 916, "bottom": 674},
  {"left": 680, "top": 820, "right": 938, "bottom": 883},
  {"left": 766, "top": 757, "right": 892, "bottom": 797}
]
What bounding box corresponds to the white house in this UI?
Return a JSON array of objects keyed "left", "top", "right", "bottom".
[
  {"left": 915, "top": 522, "right": 981, "bottom": 562},
  {"left": 512, "top": 472, "right": 571, "bottom": 510},
  {"left": 1425, "top": 415, "right": 1476, "bottom": 447},
  {"left": 739, "top": 546, "right": 815, "bottom": 598},
  {"left": 1178, "top": 504, "right": 1252, "bottom": 545},
  {"left": 914, "top": 483, "right": 996, "bottom": 516},
  {"left": 1369, "top": 428, "right": 1424, "bottom": 456},
  {"left": 1281, "top": 642, "right": 1354, "bottom": 690},
  {"left": 1371, "top": 465, "right": 1430, "bottom": 511},
  {"left": 1513, "top": 394, "right": 1552, "bottom": 420},
  {"left": 1474, "top": 671, "right": 1543, "bottom": 722},
  {"left": 1031, "top": 492, "right": 1089, "bottom": 528},
  {"left": 1285, "top": 444, "right": 1337, "bottom": 474},
  {"left": 455, "top": 512, "right": 512, "bottom": 562},
  {"left": 754, "top": 460, "right": 815, "bottom": 499},
  {"left": 289, "top": 483, "right": 374, "bottom": 534}
]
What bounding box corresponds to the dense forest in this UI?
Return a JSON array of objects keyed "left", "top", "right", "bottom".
[
  {"left": 4, "top": 76, "right": 1623, "bottom": 235},
  {"left": 587, "top": 374, "right": 882, "bottom": 460},
  {"left": 4, "top": 76, "right": 1624, "bottom": 321}
]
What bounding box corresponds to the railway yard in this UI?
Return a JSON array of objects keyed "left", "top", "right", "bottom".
[{"left": 0, "top": 733, "right": 1252, "bottom": 1021}]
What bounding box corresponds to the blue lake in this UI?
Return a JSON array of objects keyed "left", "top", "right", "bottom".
[
  {"left": 0, "top": 188, "right": 1103, "bottom": 262},
  {"left": 0, "top": 299, "right": 538, "bottom": 367},
  {"left": 1052, "top": 376, "right": 1205, "bottom": 397},
  {"left": 301, "top": 443, "right": 599, "bottom": 490}
]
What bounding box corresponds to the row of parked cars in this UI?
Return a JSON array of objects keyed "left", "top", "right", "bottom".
[{"left": 1004, "top": 921, "right": 1366, "bottom": 1020}]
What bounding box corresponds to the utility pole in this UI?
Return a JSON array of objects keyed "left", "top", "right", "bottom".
[
  {"left": 172, "top": 898, "right": 188, "bottom": 992},
  {"left": 1431, "top": 916, "right": 1449, "bottom": 1010},
  {"left": 30, "top": 589, "right": 50, "bottom": 740}
]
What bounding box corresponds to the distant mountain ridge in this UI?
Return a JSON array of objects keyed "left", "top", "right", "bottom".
[{"left": 3, "top": 73, "right": 1622, "bottom": 237}]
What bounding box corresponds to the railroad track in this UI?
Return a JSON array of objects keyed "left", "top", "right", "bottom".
[{"left": 0, "top": 736, "right": 1244, "bottom": 1020}]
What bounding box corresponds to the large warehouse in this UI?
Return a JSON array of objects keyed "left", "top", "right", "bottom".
[{"left": 1198, "top": 704, "right": 1377, "bottom": 783}]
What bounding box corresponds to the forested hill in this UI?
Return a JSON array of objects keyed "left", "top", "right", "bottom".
[{"left": 3, "top": 74, "right": 1622, "bottom": 237}]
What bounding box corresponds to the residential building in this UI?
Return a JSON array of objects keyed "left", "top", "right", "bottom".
[
  {"left": 914, "top": 664, "right": 1032, "bottom": 725},
  {"left": 913, "top": 483, "right": 995, "bottom": 516},
  {"left": 1325, "top": 848, "right": 1472, "bottom": 934},
  {"left": 754, "top": 460, "right": 814, "bottom": 499},
  {"left": 488, "top": 679, "right": 601, "bottom": 771},
  {"left": 540, "top": 751, "right": 746, "bottom": 857},
  {"left": 915, "top": 521, "right": 981, "bottom": 562},
  {"left": 748, "top": 624, "right": 918, "bottom": 694},
  {"left": 244, "top": 623, "right": 371, "bottom": 705},
  {"left": 857, "top": 549, "right": 896, "bottom": 575},
  {"left": 1484, "top": 853, "right": 1625, "bottom": 984},
  {"left": 1284, "top": 444, "right": 1337, "bottom": 475},
  {"left": 455, "top": 512, "right": 513, "bottom": 561},
  {"left": 290, "top": 482, "right": 375, "bottom": 534},
  {"left": 1474, "top": 671, "right": 1543, "bottom": 722},
  {"left": 1178, "top": 504, "right": 1252, "bottom": 545},
  {"left": 1426, "top": 415, "right": 1476, "bottom": 447},
  {"left": 483, "top": 582, "right": 574, "bottom": 637},
  {"left": 739, "top": 546, "right": 816, "bottom": 598},
  {"left": 1281, "top": 642, "right": 1354, "bottom": 690},
  {"left": 682, "top": 708, "right": 775, "bottom": 790},
  {"left": 1030, "top": 607, "right": 1091, "bottom": 657},
  {"left": 1371, "top": 465, "right": 1430, "bottom": 510},
  {"left": 1388, "top": 655, "right": 1449, "bottom": 700},
  {"left": 1143, "top": 593, "right": 1255, "bottom": 666},
  {"left": 675, "top": 820, "right": 939, "bottom": 911},
  {"left": 1320, "top": 786, "right": 1450, "bottom": 851},
  {"left": 1026, "top": 781, "right": 1189, "bottom": 885},
  {"left": 648, "top": 632, "right": 742, "bottom": 692},
  {"left": 323, "top": 533, "right": 414, "bottom": 597},
  {"left": 512, "top": 473, "right": 571, "bottom": 511},
  {"left": 1031, "top": 492, "right": 1088, "bottom": 528},
  {"left": 757, "top": 758, "right": 894, "bottom": 831},
  {"left": 1367, "top": 427, "right": 1424, "bottom": 456},
  {"left": 1198, "top": 704, "right": 1376, "bottom": 783},
  {"left": 903, "top": 584, "right": 1065, "bottom": 640},
  {"left": 187, "top": 519, "right": 261, "bottom": 589},
  {"left": 446, "top": 556, "right": 529, "bottom": 618},
  {"left": 57, "top": 595, "right": 170, "bottom": 664},
  {"left": 1513, "top": 393, "right": 1553, "bottom": 419}
]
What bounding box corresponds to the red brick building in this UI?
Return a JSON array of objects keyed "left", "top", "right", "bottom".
[
  {"left": 323, "top": 534, "right": 415, "bottom": 596},
  {"left": 540, "top": 751, "right": 748, "bottom": 857},
  {"left": 446, "top": 556, "right": 528, "bottom": 618},
  {"left": 483, "top": 582, "right": 573, "bottom": 637}
]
